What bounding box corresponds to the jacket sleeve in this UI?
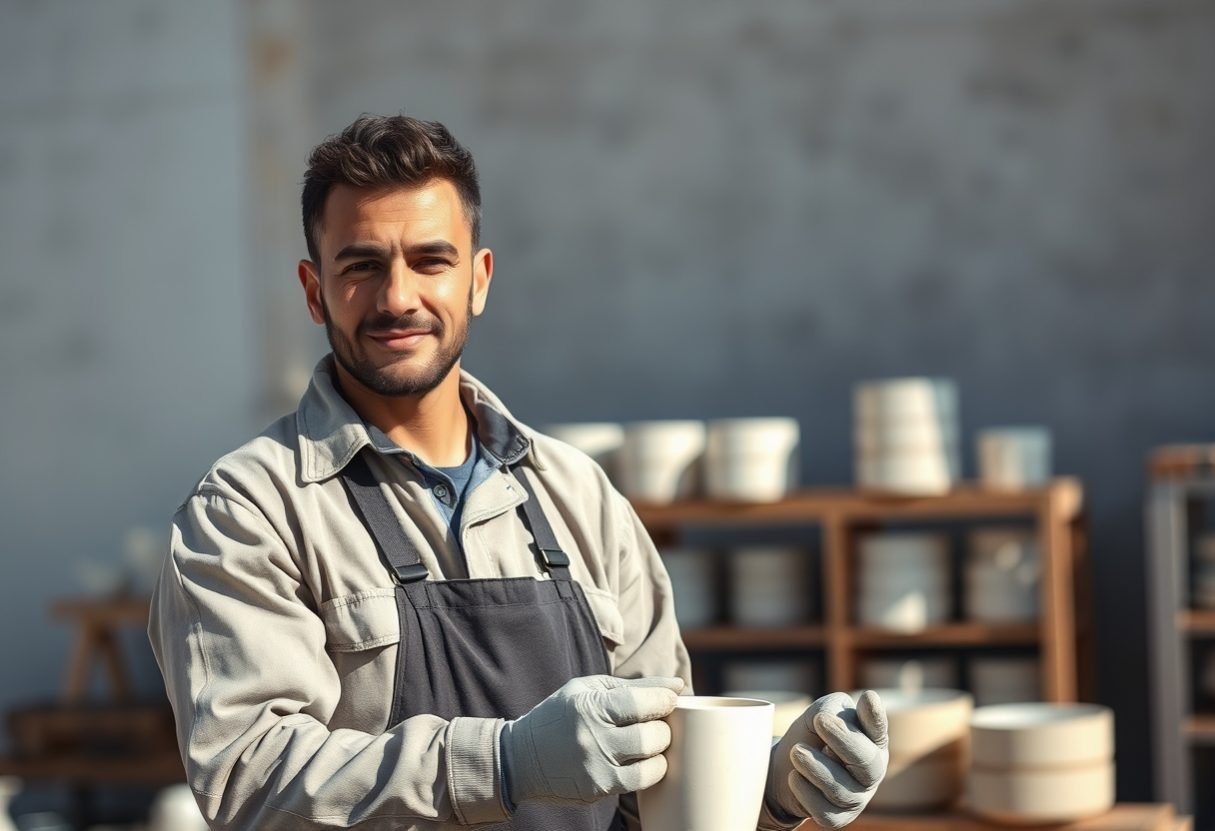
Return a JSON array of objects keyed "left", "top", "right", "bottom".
[
  {"left": 607, "top": 492, "right": 693, "bottom": 689},
  {"left": 148, "top": 487, "right": 508, "bottom": 830}
]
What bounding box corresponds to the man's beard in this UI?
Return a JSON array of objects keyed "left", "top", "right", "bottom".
[{"left": 321, "top": 295, "right": 472, "bottom": 397}]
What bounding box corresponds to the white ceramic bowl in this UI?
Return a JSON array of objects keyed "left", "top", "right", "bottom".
[
  {"left": 970, "top": 703, "right": 1114, "bottom": 769},
  {"left": 854, "top": 377, "right": 959, "bottom": 423},
  {"left": 659, "top": 547, "right": 717, "bottom": 629},
  {"left": 966, "top": 762, "right": 1114, "bottom": 824},
  {"left": 872, "top": 747, "right": 966, "bottom": 812},
  {"left": 619, "top": 420, "right": 706, "bottom": 503},
  {"left": 977, "top": 427, "right": 1052, "bottom": 490},
  {"left": 867, "top": 688, "right": 973, "bottom": 759},
  {"left": 970, "top": 657, "right": 1040, "bottom": 707},
  {"left": 728, "top": 547, "right": 813, "bottom": 627},
  {"left": 860, "top": 657, "right": 959, "bottom": 693},
  {"left": 704, "top": 418, "right": 800, "bottom": 502}
]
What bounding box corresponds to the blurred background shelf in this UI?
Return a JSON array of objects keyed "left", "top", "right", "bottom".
[{"left": 633, "top": 478, "right": 1091, "bottom": 704}]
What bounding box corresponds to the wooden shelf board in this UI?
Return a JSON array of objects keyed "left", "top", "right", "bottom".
[
  {"left": 681, "top": 625, "right": 825, "bottom": 650},
  {"left": 1183, "top": 714, "right": 1215, "bottom": 744},
  {"left": 849, "top": 622, "right": 1040, "bottom": 648},
  {"left": 0, "top": 750, "right": 184, "bottom": 785},
  {"left": 847, "top": 804, "right": 1175, "bottom": 831},
  {"left": 632, "top": 479, "right": 1081, "bottom": 532},
  {"left": 1178, "top": 610, "right": 1215, "bottom": 633}
]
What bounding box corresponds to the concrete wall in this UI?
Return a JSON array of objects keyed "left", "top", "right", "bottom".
[
  {"left": 3, "top": 0, "right": 1213, "bottom": 808},
  {"left": 296, "top": 0, "right": 1215, "bottom": 800},
  {"left": 0, "top": 0, "right": 254, "bottom": 744}
]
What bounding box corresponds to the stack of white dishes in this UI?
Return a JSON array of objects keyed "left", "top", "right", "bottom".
[
  {"left": 704, "top": 418, "right": 800, "bottom": 502},
  {"left": 722, "top": 661, "right": 817, "bottom": 699},
  {"left": 659, "top": 548, "right": 716, "bottom": 629},
  {"left": 854, "top": 378, "right": 960, "bottom": 495},
  {"left": 618, "top": 421, "right": 706, "bottom": 503},
  {"left": 718, "top": 690, "right": 813, "bottom": 737},
  {"left": 1193, "top": 532, "right": 1215, "bottom": 609},
  {"left": 860, "top": 657, "right": 959, "bottom": 694},
  {"left": 977, "top": 427, "right": 1052, "bottom": 490},
  {"left": 964, "top": 528, "right": 1040, "bottom": 623},
  {"left": 863, "top": 689, "right": 972, "bottom": 812},
  {"left": 857, "top": 533, "right": 952, "bottom": 631},
  {"left": 542, "top": 422, "right": 625, "bottom": 482},
  {"left": 728, "top": 546, "right": 813, "bottom": 627},
  {"left": 970, "top": 657, "right": 1040, "bottom": 706},
  {"left": 967, "top": 703, "right": 1115, "bottom": 823}
]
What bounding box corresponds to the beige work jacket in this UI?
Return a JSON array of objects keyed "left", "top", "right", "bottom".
[{"left": 148, "top": 356, "right": 693, "bottom": 829}]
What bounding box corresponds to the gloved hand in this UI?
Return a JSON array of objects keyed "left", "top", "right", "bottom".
[
  {"left": 764, "top": 690, "right": 889, "bottom": 829},
  {"left": 499, "top": 675, "right": 684, "bottom": 806}
]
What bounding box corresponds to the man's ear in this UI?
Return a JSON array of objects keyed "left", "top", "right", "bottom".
[
  {"left": 471, "top": 247, "right": 493, "bottom": 317},
  {"left": 298, "top": 260, "right": 325, "bottom": 325}
]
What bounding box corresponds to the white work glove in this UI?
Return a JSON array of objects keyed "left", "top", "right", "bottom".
[
  {"left": 499, "top": 675, "right": 684, "bottom": 807},
  {"left": 764, "top": 690, "right": 889, "bottom": 829}
]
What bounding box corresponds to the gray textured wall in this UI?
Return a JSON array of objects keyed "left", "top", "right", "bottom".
[{"left": 1, "top": 0, "right": 1212, "bottom": 809}]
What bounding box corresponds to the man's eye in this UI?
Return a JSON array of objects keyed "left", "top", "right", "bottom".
[
  {"left": 345, "top": 261, "right": 378, "bottom": 274},
  {"left": 417, "top": 259, "right": 452, "bottom": 272}
]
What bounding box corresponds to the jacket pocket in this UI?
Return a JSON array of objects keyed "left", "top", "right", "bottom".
[
  {"left": 580, "top": 586, "right": 626, "bottom": 653},
  {"left": 320, "top": 588, "right": 402, "bottom": 651}
]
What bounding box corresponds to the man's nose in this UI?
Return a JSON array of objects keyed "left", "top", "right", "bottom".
[{"left": 378, "top": 259, "right": 421, "bottom": 317}]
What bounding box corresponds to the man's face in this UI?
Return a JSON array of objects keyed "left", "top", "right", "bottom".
[{"left": 298, "top": 180, "right": 492, "bottom": 398}]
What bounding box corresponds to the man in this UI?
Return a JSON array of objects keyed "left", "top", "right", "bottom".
[{"left": 149, "top": 114, "right": 888, "bottom": 830}]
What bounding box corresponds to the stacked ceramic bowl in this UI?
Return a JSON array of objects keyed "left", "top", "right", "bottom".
[
  {"left": 964, "top": 528, "right": 1040, "bottom": 623},
  {"left": 977, "top": 427, "right": 1052, "bottom": 490},
  {"left": 543, "top": 422, "right": 625, "bottom": 482},
  {"left": 659, "top": 547, "right": 717, "bottom": 629},
  {"left": 865, "top": 690, "right": 973, "bottom": 812},
  {"left": 704, "top": 418, "right": 800, "bottom": 502},
  {"left": 855, "top": 378, "right": 960, "bottom": 494},
  {"left": 857, "top": 533, "right": 952, "bottom": 631},
  {"left": 1192, "top": 532, "right": 1215, "bottom": 609},
  {"left": 967, "top": 703, "right": 1115, "bottom": 823},
  {"left": 728, "top": 546, "right": 813, "bottom": 627},
  {"left": 618, "top": 421, "right": 706, "bottom": 503},
  {"left": 970, "top": 657, "right": 1040, "bottom": 706},
  {"left": 860, "top": 657, "right": 959, "bottom": 694}
]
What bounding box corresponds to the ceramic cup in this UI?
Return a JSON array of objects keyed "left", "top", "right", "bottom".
[
  {"left": 639, "top": 697, "right": 774, "bottom": 831},
  {"left": 978, "top": 427, "right": 1052, "bottom": 490}
]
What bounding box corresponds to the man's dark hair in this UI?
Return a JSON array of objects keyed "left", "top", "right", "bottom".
[{"left": 301, "top": 114, "right": 481, "bottom": 263}]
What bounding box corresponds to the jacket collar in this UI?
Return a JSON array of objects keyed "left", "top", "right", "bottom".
[{"left": 295, "top": 354, "right": 537, "bottom": 484}]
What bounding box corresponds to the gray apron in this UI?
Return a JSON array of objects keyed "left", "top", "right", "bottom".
[{"left": 343, "top": 451, "right": 624, "bottom": 830}]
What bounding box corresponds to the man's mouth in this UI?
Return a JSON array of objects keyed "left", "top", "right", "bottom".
[{"left": 365, "top": 328, "right": 434, "bottom": 351}]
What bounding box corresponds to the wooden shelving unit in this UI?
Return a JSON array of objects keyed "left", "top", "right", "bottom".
[
  {"left": 1146, "top": 446, "right": 1215, "bottom": 819},
  {"left": 634, "top": 478, "right": 1088, "bottom": 701}
]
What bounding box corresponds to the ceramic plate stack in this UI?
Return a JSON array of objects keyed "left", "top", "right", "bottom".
[
  {"left": 704, "top": 418, "right": 800, "bottom": 502},
  {"left": 857, "top": 533, "right": 952, "bottom": 632},
  {"left": 967, "top": 704, "right": 1115, "bottom": 823},
  {"left": 542, "top": 422, "right": 625, "bottom": 484},
  {"left": 864, "top": 689, "right": 973, "bottom": 812},
  {"left": 855, "top": 378, "right": 959, "bottom": 495},
  {"left": 970, "top": 657, "right": 1040, "bottom": 706},
  {"left": 964, "top": 528, "right": 1040, "bottom": 623},
  {"left": 619, "top": 421, "right": 706, "bottom": 503},
  {"left": 728, "top": 546, "right": 813, "bottom": 627},
  {"left": 860, "top": 657, "right": 959, "bottom": 694},
  {"left": 1193, "top": 532, "right": 1215, "bottom": 609},
  {"left": 659, "top": 547, "right": 717, "bottom": 629}
]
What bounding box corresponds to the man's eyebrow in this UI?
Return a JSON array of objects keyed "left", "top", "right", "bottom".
[
  {"left": 405, "top": 241, "right": 459, "bottom": 258},
  {"left": 333, "top": 242, "right": 390, "bottom": 262}
]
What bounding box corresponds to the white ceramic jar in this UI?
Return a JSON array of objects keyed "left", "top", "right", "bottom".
[
  {"left": 619, "top": 420, "right": 706, "bottom": 503},
  {"left": 704, "top": 418, "right": 800, "bottom": 502},
  {"left": 977, "top": 427, "right": 1052, "bottom": 490}
]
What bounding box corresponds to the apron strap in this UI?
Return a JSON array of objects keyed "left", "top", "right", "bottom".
[
  {"left": 343, "top": 451, "right": 430, "bottom": 583},
  {"left": 342, "top": 449, "right": 573, "bottom": 582},
  {"left": 511, "top": 467, "right": 573, "bottom": 581}
]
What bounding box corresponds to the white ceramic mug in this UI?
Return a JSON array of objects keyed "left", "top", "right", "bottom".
[
  {"left": 978, "top": 427, "right": 1052, "bottom": 490},
  {"left": 639, "top": 696, "right": 774, "bottom": 831}
]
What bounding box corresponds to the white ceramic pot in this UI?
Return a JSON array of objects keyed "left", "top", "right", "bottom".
[
  {"left": 638, "top": 697, "right": 774, "bottom": 831},
  {"left": 970, "top": 703, "right": 1114, "bottom": 769},
  {"left": 854, "top": 417, "right": 958, "bottom": 454},
  {"left": 722, "top": 661, "right": 817, "bottom": 696},
  {"left": 728, "top": 546, "right": 812, "bottom": 627},
  {"left": 970, "top": 657, "right": 1040, "bottom": 707},
  {"left": 870, "top": 689, "right": 973, "bottom": 759},
  {"left": 659, "top": 547, "right": 717, "bottom": 629},
  {"left": 542, "top": 422, "right": 624, "bottom": 479},
  {"left": 966, "top": 762, "right": 1115, "bottom": 824},
  {"left": 704, "top": 418, "right": 800, "bottom": 502},
  {"left": 619, "top": 420, "right": 706, "bottom": 503},
  {"left": 856, "top": 454, "right": 955, "bottom": 495},
  {"left": 860, "top": 657, "right": 959, "bottom": 693},
  {"left": 872, "top": 747, "right": 965, "bottom": 812},
  {"left": 854, "top": 378, "right": 959, "bottom": 424},
  {"left": 977, "top": 427, "right": 1052, "bottom": 490}
]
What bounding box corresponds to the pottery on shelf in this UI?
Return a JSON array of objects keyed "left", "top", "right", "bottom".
[
  {"left": 704, "top": 418, "right": 800, "bottom": 502},
  {"left": 618, "top": 420, "right": 705, "bottom": 503}
]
